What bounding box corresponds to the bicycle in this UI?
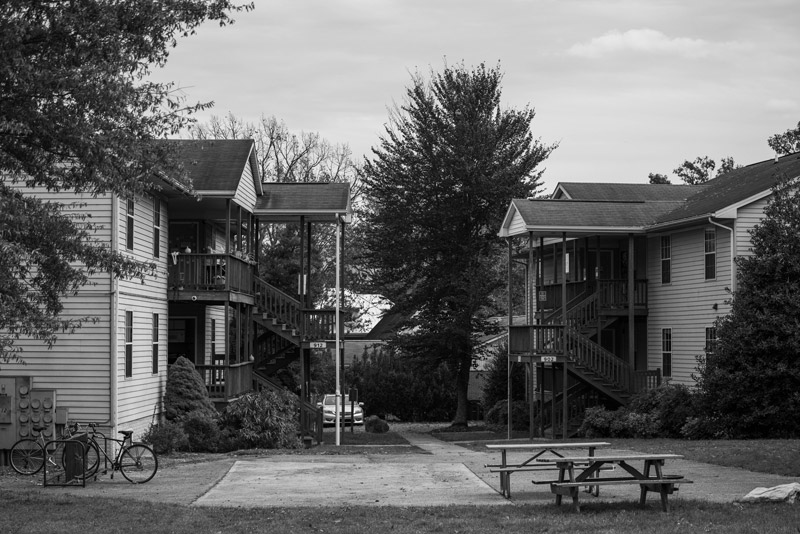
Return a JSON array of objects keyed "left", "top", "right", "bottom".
[
  {"left": 80, "top": 422, "right": 158, "bottom": 484},
  {"left": 9, "top": 422, "right": 86, "bottom": 476}
]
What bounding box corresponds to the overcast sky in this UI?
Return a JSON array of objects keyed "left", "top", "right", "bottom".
[{"left": 149, "top": 0, "right": 799, "bottom": 193}]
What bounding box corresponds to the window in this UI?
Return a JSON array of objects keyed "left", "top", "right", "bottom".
[
  {"left": 152, "top": 313, "right": 159, "bottom": 374},
  {"left": 661, "top": 328, "right": 672, "bottom": 377},
  {"left": 660, "top": 236, "right": 671, "bottom": 284},
  {"left": 125, "top": 311, "right": 133, "bottom": 378},
  {"left": 153, "top": 198, "right": 161, "bottom": 258},
  {"left": 211, "top": 319, "right": 216, "bottom": 356},
  {"left": 126, "top": 199, "right": 134, "bottom": 251},
  {"left": 704, "top": 228, "right": 716, "bottom": 280},
  {"left": 705, "top": 327, "right": 717, "bottom": 354}
]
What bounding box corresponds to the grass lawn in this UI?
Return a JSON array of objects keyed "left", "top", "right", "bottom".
[{"left": 2, "top": 424, "right": 799, "bottom": 533}]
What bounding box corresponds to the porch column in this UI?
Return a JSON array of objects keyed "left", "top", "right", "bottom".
[
  {"left": 527, "top": 232, "right": 534, "bottom": 323},
  {"left": 561, "top": 232, "right": 568, "bottom": 439},
  {"left": 628, "top": 233, "right": 635, "bottom": 369},
  {"left": 225, "top": 199, "right": 231, "bottom": 254},
  {"left": 299, "top": 216, "right": 305, "bottom": 304},
  {"left": 306, "top": 220, "right": 313, "bottom": 308},
  {"left": 506, "top": 237, "right": 513, "bottom": 440}
]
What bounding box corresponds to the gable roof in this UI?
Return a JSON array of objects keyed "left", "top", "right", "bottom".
[
  {"left": 554, "top": 182, "right": 706, "bottom": 202},
  {"left": 652, "top": 152, "right": 800, "bottom": 228},
  {"left": 501, "top": 152, "right": 800, "bottom": 238},
  {"left": 254, "top": 182, "right": 351, "bottom": 222},
  {"left": 168, "top": 139, "right": 261, "bottom": 195}
]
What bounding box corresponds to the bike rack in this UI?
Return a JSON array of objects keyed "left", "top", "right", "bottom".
[{"left": 44, "top": 435, "right": 87, "bottom": 487}]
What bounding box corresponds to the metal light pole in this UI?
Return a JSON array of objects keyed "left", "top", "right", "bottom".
[{"left": 335, "top": 214, "right": 342, "bottom": 446}]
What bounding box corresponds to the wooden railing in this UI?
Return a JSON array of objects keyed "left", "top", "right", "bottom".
[
  {"left": 254, "top": 277, "right": 342, "bottom": 341},
  {"left": 254, "top": 277, "right": 302, "bottom": 332},
  {"left": 597, "top": 279, "right": 648, "bottom": 308},
  {"left": 509, "top": 324, "right": 564, "bottom": 354},
  {"left": 538, "top": 279, "right": 647, "bottom": 311},
  {"left": 195, "top": 360, "right": 254, "bottom": 400},
  {"left": 565, "top": 327, "right": 633, "bottom": 392},
  {"left": 168, "top": 253, "right": 253, "bottom": 293},
  {"left": 632, "top": 369, "right": 662, "bottom": 393},
  {"left": 302, "top": 309, "right": 337, "bottom": 340}
]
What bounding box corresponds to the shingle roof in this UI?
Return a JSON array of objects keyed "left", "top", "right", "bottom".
[
  {"left": 168, "top": 139, "right": 258, "bottom": 192},
  {"left": 509, "top": 198, "right": 685, "bottom": 232},
  {"left": 503, "top": 152, "right": 800, "bottom": 237},
  {"left": 555, "top": 182, "right": 706, "bottom": 202},
  {"left": 255, "top": 182, "right": 351, "bottom": 222},
  {"left": 653, "top": 152, "right": 800, "bottom": 225}
]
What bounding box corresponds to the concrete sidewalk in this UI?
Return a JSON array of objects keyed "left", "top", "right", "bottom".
[{"left": 1, "top": 429, "right": 796, "bottom": 509}]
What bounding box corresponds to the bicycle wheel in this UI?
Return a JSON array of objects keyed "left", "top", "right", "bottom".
[
  {"left": 10, "top": 439, "right": 45, "bottom": 475},
  {"left": 119, "top": 443, "right": 157, "bottom": 484}
]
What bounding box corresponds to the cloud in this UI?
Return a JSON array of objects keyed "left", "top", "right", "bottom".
[
  {"left": 567, "top": 28, "right": 743, "bottom": 59},
  {"left": 765, "top": 98, "right": 799, "bottom": 112}
]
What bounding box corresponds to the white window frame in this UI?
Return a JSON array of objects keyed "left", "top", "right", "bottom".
[
  {"left": 704, "top": 228, "right": 716, "bottom": 280},
  {"left": 661, "top": 328, "right": 672, "bottom": 378},
  {"left": 126, "top": 199, "right": 135, "bottom": 251},
  {"left": 125, "top": 311, "right": 133, "bottom": 378},
  {"left": 660, "top": 236, "right": 671, "bottom": 284}
]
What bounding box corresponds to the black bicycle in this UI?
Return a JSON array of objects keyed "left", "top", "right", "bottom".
[
  {"left": 79, "top": 423, "right": 158, "bottom": 484},
  {"left": 9, "top": 422, "right": 83, "bottom": 476}
]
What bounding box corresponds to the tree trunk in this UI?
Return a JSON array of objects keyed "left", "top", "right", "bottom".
[{"left": 451, "top": 354, "right": 472, "bottom": 428}]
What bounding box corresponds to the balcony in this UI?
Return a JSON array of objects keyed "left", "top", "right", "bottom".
[
  {"left": 168, "top": 253, "right": 254, "bottom": 301},
  {"left": 537, "top": 279, "right": 648, "bottom": 313}
]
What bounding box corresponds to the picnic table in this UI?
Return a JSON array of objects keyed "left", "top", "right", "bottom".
[
  {"left": 535, "top": 453, "right": 692, "bottom": 512},
  {"left": 484, "top": 442, "right": 610, "bottom": 498}
]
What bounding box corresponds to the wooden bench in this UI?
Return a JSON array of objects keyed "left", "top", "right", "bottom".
[
  {"left": 536, "top": 454, "right": 690, "bottom": 512},
  {"left": 484, "top": 442, "right": 610, "bottom": 498}
]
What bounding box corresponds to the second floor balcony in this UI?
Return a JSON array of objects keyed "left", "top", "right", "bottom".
[{"left": 168, "top": 252, "right": 254, "bottom": 300}]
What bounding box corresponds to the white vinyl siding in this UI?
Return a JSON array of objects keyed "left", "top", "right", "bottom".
[
  {"left": 1, "top": 189, "right": 114, "bottom": 423},
  {"left": 233, "top": 162, "right": 258, "bottom": 211},
  {"left": 647, "top": 225, "right": 731, "bottom": 385},
  {"left": 116, "top": 291, "right": 167, "bottom": 433},
  {"left": 736, "top": 197, "right": 769, "bottom": 259}
]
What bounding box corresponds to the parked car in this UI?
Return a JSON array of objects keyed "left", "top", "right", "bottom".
[{"left": 318, "top": 394, "right": 364, "bottom": 425}]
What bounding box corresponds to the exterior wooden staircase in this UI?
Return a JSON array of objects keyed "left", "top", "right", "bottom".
[{"left": 511, "top": 284, "right": 661, "bottom": 437}]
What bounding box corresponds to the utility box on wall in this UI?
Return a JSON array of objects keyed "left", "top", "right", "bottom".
[{"left": 0, "top": 377, "right": 58, "bottom": 450}]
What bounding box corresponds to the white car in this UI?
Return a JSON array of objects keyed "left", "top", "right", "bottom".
[{"left": 318, "top": 394, "right": 364, "bottom": 425}]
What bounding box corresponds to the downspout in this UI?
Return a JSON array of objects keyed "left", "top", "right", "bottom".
[
  {"left": 708, "top": 218, "right": 735, "bottom": 293},
  {"left": 107, "top": 194, "right": 119, "bottom": 430}
]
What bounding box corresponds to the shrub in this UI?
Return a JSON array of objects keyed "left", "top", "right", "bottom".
[
  {"left": 164, "top": 356, "right": 218, "bottom": 422},
  {"left": 365, "top": 415, "right": 389, "bottom": 433},
  {"left": 628, "top": 383, "right": 698, "bottom": 438},
  {"left": 140, "top": 420, "right": 188, "bottom": 454},
  {"left": 578, "top": 406, "right": 619, "bottom": 438},
  {"left": 222, "top": 389, "right": 302, "bottom": 449},
  {"left": 485, "top": 400, "right": 529, "bottom": 431},
  {"left": 183, "top": 409, "right": 221, "bottom": 452},
  {"left": 481, "top": 343, "right": 525, "bottom": 411}
]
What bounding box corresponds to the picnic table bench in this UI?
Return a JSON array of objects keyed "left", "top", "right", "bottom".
[
  {"left": 484, "top": 442, "right": 610, "bottom": 498},
  {"left": 535, "top": 453, "right": 693, "bottom": 512}
]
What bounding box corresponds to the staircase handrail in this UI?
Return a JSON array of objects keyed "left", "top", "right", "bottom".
[
  {"left": 565, "top": 326, "right": 633, "bottom": 392},
  {"left": 254, "top": 277, "right": 302, "bottom": 333}
]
